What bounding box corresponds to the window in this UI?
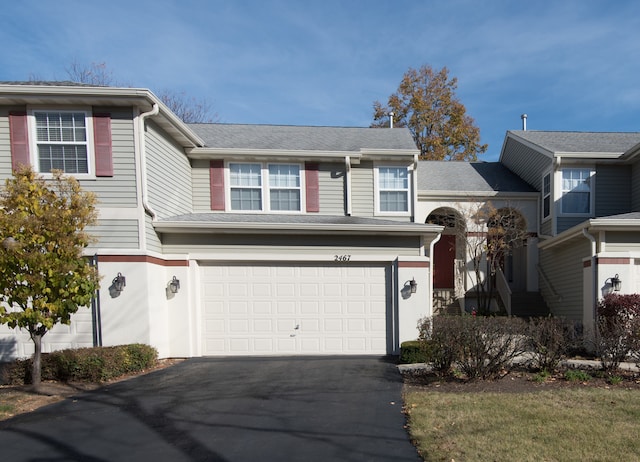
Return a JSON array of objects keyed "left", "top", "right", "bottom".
[
  {"left": 269, "top": 164, "right": 300, "bottom": 211},
  {"left": 561, "top": 168, "right": 592, "bottom": 214},
  {"left": 378, "top": 166, "right": 409, "bottom": 213},
  {"left": 33, "top": 111, "right": 89, "bottom": 174},
  {"left": 229, "top": 163, "right": 262, "bottom": 210},
  {"left": 228, "top": 162, "right": 302, "bottom": 212},
  {"left": 542, "top": 172, "right": 551, "bottom": 219}
]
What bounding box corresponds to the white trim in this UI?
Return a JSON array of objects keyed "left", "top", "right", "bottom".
[
  {"left": 27, "top": 107, "right": 95, "bottom": 179},
  {"left": 542, "top": 170, "right": 552, "bottom": 223},
  {"left": 559, "top": 167, "right": 595, "bottom": 217}
]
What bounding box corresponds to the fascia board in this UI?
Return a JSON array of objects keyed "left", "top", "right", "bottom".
[
  {"left": 153, "top": 221, "right": 444, "bottom": 236},
  {"left": 359, "top": 148, "right": 420, "bottom": 158},
  {"left": 187, "top": 148, "right": 363, "bottom": 160},
  {"left": 418, "top": 191, "right": 539, "bottom": 200}
]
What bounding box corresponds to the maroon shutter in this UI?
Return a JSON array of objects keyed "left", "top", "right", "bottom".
[
  {"left": 210, "top": 160, "right": 225, "bottom": 210},
  {"left": 93, "top": 113, "right": 113, "bottom": 177},
  {"left": 9, "top": 111, "right": 29, "bottom": 171},
  {"left": 305, "top": 162, "right": 319, "bottom": 213}
]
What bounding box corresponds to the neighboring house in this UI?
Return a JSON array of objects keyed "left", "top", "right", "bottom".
[
  {"left": 0, "top": 82, "right": 441, "bottom": 361},
  {"left": 500, "top": 130, "right": 640, "bottom": 333}
]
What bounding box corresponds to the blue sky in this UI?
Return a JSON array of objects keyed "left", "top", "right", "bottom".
[{"left": 2, "top": 0, "right": 640, "bottom": 161}]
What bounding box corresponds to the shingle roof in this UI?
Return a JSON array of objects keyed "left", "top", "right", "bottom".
[
  {"left": 594, "top": 212, "right": 640, "bottom": 221},
  {"left": 187, "top": 123, "right": 418, "bottom": 151},
  {"left": 509, "top": 130, "right": 640, "bottom": 153},
  {"left": 417, "top": 161, "right": 536, "bottom": 193},
  {"left": 0, "top": 80, "right": 104, "bottom": 87}
]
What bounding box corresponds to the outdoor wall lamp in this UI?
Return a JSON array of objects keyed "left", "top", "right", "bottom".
[
  {"left": 112, "top": 272, "right": 126, "bottom": 293},
  {"left": 405, "top": 277, "right": 418, "bottom": 294},
  {"left": 609, "top": 274, "right": 622, "bottom": 292},
  {"left": 168, "top": 275, "right": 180, "bottom": 294}
]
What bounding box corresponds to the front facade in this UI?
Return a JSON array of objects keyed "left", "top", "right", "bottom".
[{"left": 0, "top": 83, "right": 441, "bottom": 360}]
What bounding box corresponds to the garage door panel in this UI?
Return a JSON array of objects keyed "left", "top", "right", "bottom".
[{"left": 201, "top": 263, "right": 391, "bottom": 355}]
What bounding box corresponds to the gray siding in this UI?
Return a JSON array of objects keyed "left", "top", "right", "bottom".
[
  {"left": 351, "top": 161, "right": 374, "bottom": 216},
  {"left": 191, "top": 159, "right": 211, "bottom": 212},
  {"left": 540, "top": 219, "right": 553, "bottom": 236},
  {"left": 500, "top": 138, "right": 552, "bottom": 190},
  {"left": 605, "top": 231, "right": 640, "bottom": 251},
  {"left": 557, "top": 216, "right": 587, "bottom": 234},
  {"left": 595, "top": 165, "right": 631, "bottom": 217},
  {"left": 146, "top": 120, "right": 192, "bottom": 218},
  {"left": 632, "top": 159, "right": 640, "bottom": 212},
  {"left": 539, "top": 238, "right": 590, "bottom": 320},
  {"left": 318, "top": 162, "right": 345, "bottom": 214},
  {"left": 87, "top": 219, "right": 139, "bottom": 249},
  {"left": 162, "top": 233, "right": 421, "bottom": 256},
  {"left": 145, "top": 214, "right": 163, "bottom": 254},
  {"left": 0, "top": 107, "right": 21, "bottom": 180}
]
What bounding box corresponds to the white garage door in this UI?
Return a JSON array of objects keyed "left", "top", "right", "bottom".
[{"left": 200, "top": 263, "right": 391, "bottom": 355}]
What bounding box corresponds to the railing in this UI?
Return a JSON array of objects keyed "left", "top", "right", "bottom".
[
  {"left": 495, "top": 267, "right": 512, "bottom": 316},
  {"left": 536, "top": 264, "right": 563, "bottom": 302}
]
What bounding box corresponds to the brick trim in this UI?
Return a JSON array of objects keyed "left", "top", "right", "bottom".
[{"left": 97, "top": 255, "right": 189, "bottom": 267}]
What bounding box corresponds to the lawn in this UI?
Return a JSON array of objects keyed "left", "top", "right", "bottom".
[{"left": 405, "top": 386, "right": 640, "bottom": 461}]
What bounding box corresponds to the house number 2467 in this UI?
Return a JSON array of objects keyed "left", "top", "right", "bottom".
[{"left": 334, "top": 255, "right": 351, "bottom": 262}]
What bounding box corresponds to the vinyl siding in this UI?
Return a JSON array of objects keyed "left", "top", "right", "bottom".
[
  {"left": 605, "top": 231, "right": 640, "bottom": 251},
  {"left": 500, "top": 138, "right": 552, "bottom": 190},
  {"left": 557, "top": 216, "right": 587, "bottom": 234},
  {"left": 145, "top": 214, "right": 163, "bottom": 253},
  {"left": 540, "top": 219, "right": 553, "bottom": 236},
  {"left": 0, "top": 107, "right": 20, "bottom": 180},
  {"left": 539, "top": 238, "right": 590, "bottom": 320},
  {"left": 595, "top": 165, "right": 630, "bottom": 217},
  {"left": 351, "top": 161, "right": 374, "bottom": 216},
  {"left": 145, "top": 120, "right": 192, "bottom": 218},
  {"left": 318, "top": 162, "right": 345, "bottom": 214},
  {"left": 632, "top": 159, "right": 640, "bottom": 211},
  {"left": 191, "top": 159, "right": 211, "bottom": 212},
  {"left": 162, "top": 233, "right": 421, "bottom": 257},
  {"left": 87, "top": 219, "right": 139, "bottom": 249}
]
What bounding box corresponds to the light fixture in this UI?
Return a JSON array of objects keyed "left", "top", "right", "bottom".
[
  {"left": 112, "top": 272, "right": 126, "bottom": 293},
  {"left": 610, "top": 274, "right": 622, "bottom": 292},
  {"left": 405, "top": 277, "right": 418, "bottom": 294},
  {"left": 169, "top": 275, "right": 180, "bottom": 294}
]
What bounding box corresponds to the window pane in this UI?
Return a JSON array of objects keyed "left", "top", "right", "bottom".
[
  {"left": 563, "top": 192, "right": 589, "bottom": 214},
  {"left": 269, "top": 164, "right": 300, "bottom": 187},
  {"left": 270, "top": 190, "right": 300, "bottom": 211},
  {"left": 562, "top": 169, "right": 591, "bottom": 213},
  {"left": 231, "top": 188, "right": 262, "bottom": 210},
  {"left": 38, "top": 145, "right": 88, "bottom": 174},
  {"left": 543, "top": 196, "right": 550, "bottom": 217},
  {"left": 379, "top": 167, "right": 408, "bottom": 189},
  {"left": 380, "top": 191, "right": 408, "bottom": 212},
  {"left": 230, "top": 163, "right": 261, "bottom": 187}
]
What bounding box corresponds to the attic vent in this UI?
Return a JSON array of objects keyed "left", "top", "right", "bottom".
[{"left": 521, "top": 113, "right": 528, "bottom": 131}]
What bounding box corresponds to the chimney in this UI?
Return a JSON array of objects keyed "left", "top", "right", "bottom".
[
  {"left": 521, "top": 113, "right": 528, "bottom": 131},
  {"left": 389, "top": 112, "right": 394, "bottom": 129}
]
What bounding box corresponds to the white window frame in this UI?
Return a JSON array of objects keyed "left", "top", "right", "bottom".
[
  {"left": 560, "top": 168, "right": 594, "bottom": 216},
  {"left": 27, "top": 108, "right": 95, "bottom": 178},
  {"left": 374, "top": 164, "right": 411, "bottom": 216},
  {"left": 542, "top": 171, "right": 551, "bottom": 222},
  {"left": 225, "top": 161, "right": 305, "bottom": 213}
]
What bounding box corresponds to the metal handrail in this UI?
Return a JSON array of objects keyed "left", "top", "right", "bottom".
[{"left": 536, "top": 264, "right": 563, "bottom": 302}]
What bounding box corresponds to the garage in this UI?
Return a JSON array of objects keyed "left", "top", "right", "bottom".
[{"left": 200, "top": 262, "right": 393, "bottom": 355}]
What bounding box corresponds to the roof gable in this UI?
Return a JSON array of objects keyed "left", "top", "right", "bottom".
[{"left": 508, "top": 130, "right": 640, "bottom": 154}]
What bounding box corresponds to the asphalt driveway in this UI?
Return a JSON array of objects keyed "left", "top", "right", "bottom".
[{"left": 0, "top": 356, "right": 421, "bottom": 461}]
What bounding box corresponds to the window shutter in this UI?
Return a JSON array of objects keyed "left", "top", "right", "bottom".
[
  {"left": 305, "top": 162, "right": 320, "bottom": 213},
  {"left": 93, "top": 113, "right": 113, "bottom": 177},
  {"left": 210, "top": 160, "right": 225, "bottom": 210},
  {"left": 9, "top": 111, "right": 29, "bottom": 171}
]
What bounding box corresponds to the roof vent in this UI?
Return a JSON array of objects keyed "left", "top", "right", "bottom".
[
  {"left": 389, "top": 112, "right": 394, "bottom": 129},
  {"left": 521, "top": 113, "right": 528, "bottom": 131}
]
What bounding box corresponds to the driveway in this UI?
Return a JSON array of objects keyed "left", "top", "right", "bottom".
[{"left": 0, "top": 356, "right": 421, "bottom": 461}]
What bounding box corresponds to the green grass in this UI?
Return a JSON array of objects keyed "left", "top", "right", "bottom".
[{"left": 405, "top": 388, "right": 640, "bottom": 461}]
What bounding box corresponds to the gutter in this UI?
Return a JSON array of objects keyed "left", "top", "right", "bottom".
[{"left": 139, "top": 103, "right": 160, "bottom": 220}]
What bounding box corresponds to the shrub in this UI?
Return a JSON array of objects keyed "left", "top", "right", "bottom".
[
  {"left": 418, "top": 316, "right": 461, "bottom": 376},
  {"left": 565, "top": 369, "right": 591, "bottom": 382},
  {"left": 400, "top": 340, "right": 432, "bottom": 364},
  {"left": 527, "top": 317, "right": 581, "bottom": 372},
  {"left": 2, "top": 344, "right": 158, "bottom": 385},
  {"left": 596, "top": 294, "right": 640, "bottom": 371}
]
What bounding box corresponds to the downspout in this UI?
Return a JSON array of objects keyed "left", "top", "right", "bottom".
[
  {"left": 345, "top": 156, "right": 352, "bottom": 216},
  {"left": 582, "top": 228, "right": 598, "bottom": 328},
  {"left": 412, "top": 154, "right": 419, "bottom": 221},
  {"left": 139, "top": 103, "right": 160, "bottom": 220}
]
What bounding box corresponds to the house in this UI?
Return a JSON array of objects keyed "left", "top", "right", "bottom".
[
  {"left": 0, "top": 82, "right": 442, "bottom": 361},
  {"left": 500, "top": 130, "right": 640, "bottom": 333}
]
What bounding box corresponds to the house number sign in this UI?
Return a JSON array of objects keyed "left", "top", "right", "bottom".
[{"left": 334, "top": 255, "right": 351, "bottom": 262}]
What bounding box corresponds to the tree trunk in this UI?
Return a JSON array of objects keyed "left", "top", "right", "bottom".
[{"left": 30, "top": 332, "right": 42, "bottom": 391}]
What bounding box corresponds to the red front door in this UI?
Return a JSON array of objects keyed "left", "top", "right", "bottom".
[{"left": 433, "top": 235, "right": 455, "bottom": 289}]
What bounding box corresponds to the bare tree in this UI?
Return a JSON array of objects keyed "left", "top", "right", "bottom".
[
  {"left": 65, "top": 60, "right": 115, "bottom": 86},
  {"left": 158, "top": 90, "right": 219, "bottom": 124}
]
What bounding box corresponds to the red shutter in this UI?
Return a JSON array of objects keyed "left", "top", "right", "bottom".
[
  {"left": 210, "top": 160, "right": 225, "bottom": 210},
  {"left": 305, "top": 162, "right": 319, "bottom": 213},
  {"left": 9, "top": 111, "right": 29, "bottom": 171},
  {"left": 93, "top": 113, "right": 113, "bottom": 177}
]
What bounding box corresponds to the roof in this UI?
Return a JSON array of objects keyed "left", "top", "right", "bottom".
[
  {"left": 0, "top": 80, "right": 101, "bottom": 87},
  {"left": 508, "top": 130, "right": 640, "bottom": 154},
  {"left": 154, "top": 213, "right": 442, "bottom": 236},
  {"left": 417, "top": 161, "right": 536, "bottom": 194},
  {"left": 187, "top": 124, "right": 418, "bottom": 152}
]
